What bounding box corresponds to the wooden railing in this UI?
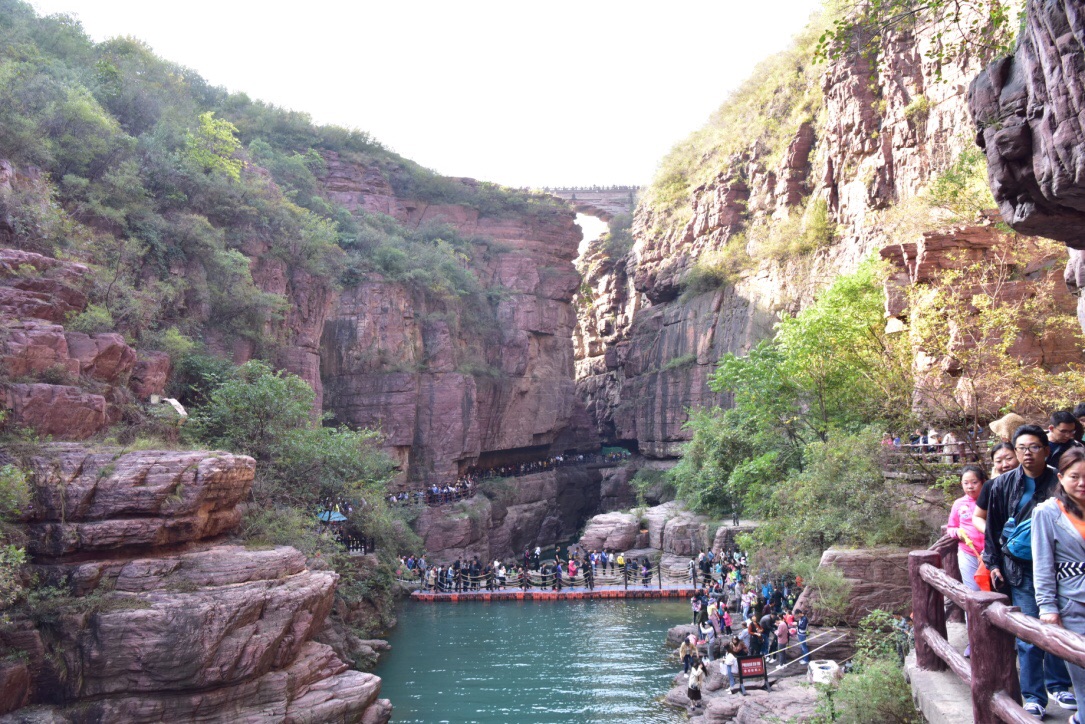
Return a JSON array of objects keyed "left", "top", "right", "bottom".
[{"left": 909, "top": 536, "right": 1085, "bottom": 723}]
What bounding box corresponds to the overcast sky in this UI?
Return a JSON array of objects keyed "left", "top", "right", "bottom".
[{"left": 30, "top": 0, "right": 824, "bottom": 189}]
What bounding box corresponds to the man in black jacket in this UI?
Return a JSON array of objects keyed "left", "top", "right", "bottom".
[{"left": 982, "top": 425, "right": 1076, "bottom": 718}]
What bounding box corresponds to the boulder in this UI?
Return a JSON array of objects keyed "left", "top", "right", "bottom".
[
  {"left": 794, "top": 547, "right": 912, "bottom": 626},
  {"left": 578, "top": 511, "right": 639, "bottom": 551},
  {"left": 26, "top": 448, "right": 255, "bottom": 556},
  {"left": 129, "top": 351, "right": 170, "bottom": 400},
  {"left": 0, "top": 662, "right": 29, "bottom": 716},
  {"left": 1, "top": 384, "right": 108, "bottom": 440},
  {"left": 63, "top": 332, "right": 136, "bottom": 384},
  {"left": 0, "top": 321, "right": 78, "bottom": 379}
]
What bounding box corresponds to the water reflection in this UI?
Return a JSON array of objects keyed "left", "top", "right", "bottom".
[{"left": 376, "top": 598, "right": 688, "bottom": 723}]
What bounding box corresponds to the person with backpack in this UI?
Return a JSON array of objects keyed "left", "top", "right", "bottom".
[
  {"left": 1033, "top": 447, "right": 1085, "bottom": 724},
  {"left": 983, "top": 424, "right": 1076, "bottom": 718}
]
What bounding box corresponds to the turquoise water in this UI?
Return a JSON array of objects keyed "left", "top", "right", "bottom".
[{"left": 376, "top": 599, "right": 688, "bottom": 723}]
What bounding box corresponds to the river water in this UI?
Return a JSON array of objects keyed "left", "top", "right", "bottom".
[{"left": 375, "top": 598, "right": 689, "bottom": 723}]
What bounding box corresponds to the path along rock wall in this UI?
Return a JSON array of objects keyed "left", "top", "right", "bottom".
[
  {"left": 575, "top": 15, "right": 997, "bottom": 457},
  {"left": 0, "top": 445, "right": 390, "bottom": 724}
]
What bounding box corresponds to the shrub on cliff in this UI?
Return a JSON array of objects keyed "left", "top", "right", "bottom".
[
  {"left": 812, "top": 610, "right": 921, "bottom": 723},
  {"left": 186, "top": 360, "right": 396, "bottom": 508}
]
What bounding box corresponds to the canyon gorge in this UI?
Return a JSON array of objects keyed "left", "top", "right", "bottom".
[{"left": 2, "top": 0, "right": 1085, "bottom": 720}]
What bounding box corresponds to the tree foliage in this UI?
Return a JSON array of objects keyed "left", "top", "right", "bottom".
[
  {"left": 671, "top": 261, "right": 925, "bottom": 553},
  {"left": 815, "top": 0, "right": 1018, "bottom": 79}
]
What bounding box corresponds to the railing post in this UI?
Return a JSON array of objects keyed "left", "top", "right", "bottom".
[
  {"left": 940, "top": 543, "right": 965, "bottom": 623},
  {"left": 967, "top": 591, "right": 1020, "bottom": 724},
  {"left": 910, "top": 550, "right": 947, "bottom": 671},
  {"left": 659, "top": 564, "right": 662, "bottom": 590}
]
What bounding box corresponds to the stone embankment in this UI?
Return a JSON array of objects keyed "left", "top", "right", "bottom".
[{"left": 0, "top": 446, "right": 391, "bottom": 723}]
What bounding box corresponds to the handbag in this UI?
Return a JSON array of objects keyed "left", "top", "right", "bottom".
[{"left": 962, "top": 536, "right": 992, "bottom": 591}]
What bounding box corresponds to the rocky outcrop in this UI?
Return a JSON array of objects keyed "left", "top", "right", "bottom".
[
  {"left": 795, "top": 546, "right": 913, "bottom": 626},
  {"left": 968, "top": 0, "right": 1085, "bottom": 248},
  {"left": 0, "top": 248, "right": 168, "bottom": 439},
  {"left": 414, "top": 466, "right": 602, "bottom": 563},
  {"left": 575, "top": 15, "right": 996, "bottom": 457},
  {"left": 2, "top": 446, "right": 391, "bottom": 724},
  {"left": 319, "top": 154, "right": 593, "bottom": 483},
  {"left": 968, "top": 0, "right": 1085, "bottom": 334}
]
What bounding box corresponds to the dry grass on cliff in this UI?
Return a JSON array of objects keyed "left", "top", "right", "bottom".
[{"left": 642, "top": 9, "right": 832, "bottom": 230}]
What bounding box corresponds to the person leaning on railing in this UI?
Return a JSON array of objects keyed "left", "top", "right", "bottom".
[
  {"left": 1032, "top": 446, "right": 1085, "bottom": 724},
  {"left": 982, "top": 424, "right": 1077, "bottom": 718}
]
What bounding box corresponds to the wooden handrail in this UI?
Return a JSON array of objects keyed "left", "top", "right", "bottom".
[
  {"left": 919, "top": 561, "right": 972, "bottom": 611},
  {"left": 986, "top": 602, "right": 1085, "bottom": 670},
  {"left": 908, "top": 538, "right": 1085, "bottom": 723},
  {"left": 921, "top": 626, "right": 972, "bottom": 685}
]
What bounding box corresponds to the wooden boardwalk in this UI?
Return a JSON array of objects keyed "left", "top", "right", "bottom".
[{"left": 410, "top": 585, "right": 699, "bottom": 602}]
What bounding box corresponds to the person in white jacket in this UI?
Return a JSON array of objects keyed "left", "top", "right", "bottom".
[{"left": 1033, "top": 446, "right": 1085, "bottom": 724}]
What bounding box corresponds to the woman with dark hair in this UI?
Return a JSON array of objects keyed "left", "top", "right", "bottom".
[
  {"left": 948, "top": 465, "right": 988, "bottom": 593},
  {"left": 1032, "top": 446, "right": 1085, "bottom": 722},
  {"left": 975, "top": 442, "right": 1020, "bottom": 535}
]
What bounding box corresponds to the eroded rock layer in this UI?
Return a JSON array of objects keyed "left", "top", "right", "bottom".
[
  {"left": 575, "top": 20, "right": 994, "bottom": 457},
  {"left": 0, "top": 447, "right": 390, "bottom": 724}
]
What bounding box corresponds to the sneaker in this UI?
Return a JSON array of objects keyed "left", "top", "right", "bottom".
[
  {"left": 963, "top": 644, "right": 970, "bottom": 658},
  {"left": 1069, "top": 714, "right": 1080, "bottom": 724},
  {"left": 1024, "top": 702, "right": 1046, "bottom": 719},
  {"left": 1054, "top": 691, "right": 1079, "bottom": 711}
]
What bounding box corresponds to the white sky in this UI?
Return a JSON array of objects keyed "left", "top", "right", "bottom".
[{"left": 30, "top": 0, "right": 824, "bottom": 189}]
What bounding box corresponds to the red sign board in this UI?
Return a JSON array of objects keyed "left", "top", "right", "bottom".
[{"left": 739, "top": 656, "right": 766, "bottom": 678}]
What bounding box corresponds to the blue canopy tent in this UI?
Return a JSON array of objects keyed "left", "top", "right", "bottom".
[{"left": 317, "top": 510, "right": 348, "bottom": 523}]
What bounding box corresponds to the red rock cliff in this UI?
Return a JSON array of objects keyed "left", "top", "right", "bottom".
[
  {"left": 0, "top": 446, "right": 391, "bottom": 723},
  {"left": 318, "top": 154, "right": 593, "bottom": 484},
  {"left": 575, "top": 17, "right": 998, "bottom": 457}
]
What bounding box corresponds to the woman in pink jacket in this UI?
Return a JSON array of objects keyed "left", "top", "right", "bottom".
[{"left": 947, "top": 465, "right": 987, "bottom": 592}]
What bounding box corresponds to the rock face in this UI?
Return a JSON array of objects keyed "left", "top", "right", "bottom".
[
  {"left": 1, "top": 446, "right": 391, "bottom": 724},
  {"left": 575, "top": 16, "right": 996, "bottom": 458},
  {"left": 968, "top": 1, "right": 1085, "bottom": 248},
  {"left": 414, "top": 466, "right": 602, "bottom": 563},
  {"left": 319, "top": 154, "right": 592, "bottom": 484},
  {"left": 795, "top": 546, "right": 913, "bottom": 626},
  {"left": 968, "top": 0, "right": 1085, "bottom": 333},
  {"left": 0, "top": 247, "right": 168, "bottom": 439}
]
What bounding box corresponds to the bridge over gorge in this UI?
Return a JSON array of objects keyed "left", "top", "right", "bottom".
[{"left": 543, "top": 186, "right": 638, "bottom": 221}]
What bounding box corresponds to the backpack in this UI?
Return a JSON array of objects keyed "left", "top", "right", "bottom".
[{"left": 1002, "top": 482, "right": 1037, "bottom": 561}]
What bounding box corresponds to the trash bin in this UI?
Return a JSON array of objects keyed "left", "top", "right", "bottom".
[{"left": 807, "top": 660, "right": 840, "bottom": 685}]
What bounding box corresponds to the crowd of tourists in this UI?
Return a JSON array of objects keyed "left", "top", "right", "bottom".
[
  {"left": 673, "top": 550, "right": 821, "bottom": 711},
  {"left": 386, "top": 451, "right": 631, "bottom": 507},
  {"left": 942, "top": 406, "right": 1085, "bottom": 719},
  {"left": 402, "top": 544, "right": 671, "bottom": 592}
]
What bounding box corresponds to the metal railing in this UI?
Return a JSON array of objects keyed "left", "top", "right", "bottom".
[{"left": 909, "top": 536, "right": 1085, "bottom": 723}]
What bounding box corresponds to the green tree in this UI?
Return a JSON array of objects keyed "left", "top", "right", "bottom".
[{"left": 184, "top": 111, "right": 243, "bottom": 180}]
